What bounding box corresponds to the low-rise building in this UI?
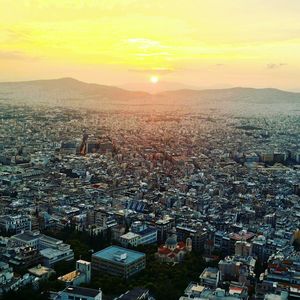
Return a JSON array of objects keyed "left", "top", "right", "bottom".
[
  {"left": 113, "top": 287, "right": 149, "bottom": 300},
  {"left": 40, "top": 244, "right": 74, "bottom": 267},
  {"left": 92, "top": 246, "right": 145, "bottom": 278},
  {"left": 58, "top": 260, "right": 91, "bottom": 286},
  {"left": 199, "top": 267, "right": 220, "bottom": 288},
  {"left": 0, "top": 215, "right": 32, "bottom": 235},
  {"left": 56, "top": 286, "right": 102, "bottom": 300},
  {"left": 28, "top": 264, "right": 55, "bottom": 280}
]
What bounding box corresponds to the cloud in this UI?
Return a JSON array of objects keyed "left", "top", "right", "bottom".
[
  {"left": 136, "top": 52, "right": 170, "bottom": 57},
  {"left": 129, "top": 68, "right": 174, "bottom": 74},
  {"left": 0, "top": 51, "right": 39, "bottom": 61},
  {"left": 267, "top": 63, "right": 287, "bottom": 69},
  {"left": 126, "top": 38, "right": 168, "bottom": 50}
]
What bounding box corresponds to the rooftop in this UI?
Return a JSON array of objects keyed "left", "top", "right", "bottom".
[
  {"left": 120, "top": 232, "right": 140, "bottom": 240},
  {"left": 28, "top": 265, "right": 54, "bottom": 277},
  {"left": 200, "top": 267, "right": 219, "bottom": 280},
  {"left": 114, "top": 288, "right": 148, "bottom": 300},
  {"left": 92, "top": 246, "right": 145, "bottom": 265},
  {"left": 40, "top": 247, "right": 70, "bottom": 259},
  {"left": 12, "top": 231, "right": 40, "bottom": 242},
  {"left": 63, "top": 286, "right": 101, "bottom": 297},
  {"left": 58, "top": 270, "right": 81, "bottom": 282}
]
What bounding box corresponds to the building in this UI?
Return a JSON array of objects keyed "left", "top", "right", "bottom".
[
  {"left": 92, "top": 246, "right": 145, "bottom": 278},
  {"left": 113, "top": 288, "right": 149, "bottom": 300},
  {"left": 119, "top": 221, "right": 157, "bottom": 247},
  {"left": 155, "top": 217, "right": 175, "bottom": 243},
  {"left": 156, "top": 228, "right": 192, "bottom": 263},
  {"left": 252, "top": 235, "right": 267, "bottom": 262},
  {"left": 0, "top": 262, "right": 14, "bottom": 292},
  {"left": 228, "top": 282, "right": 249, "bottom": 300},
  {"left": 40, "top": 244, "right": 74, "bottom": 267},
  {"left": 0, "top": 215, "right": 32, "bottom": 235},
  {"left": 199, "top": 267, "right": 220, "bottom": 288},
  {"left": 218, "top": 255, "right": 256, "bottom": 285},
  {"left": 176, "top": 224, "right": 208, "bottom": 252},
  {"left": 119, "top": 232, "right": 141, "bottom": 248},
  {"left": 56, "top": 286, "right": 102, "bottom": 300},
  {"left": 181, "top": 282, "right": 206, "bottom": 299},
  {"left": 10, "top": 230, "right": 74, "bottom": 267},
  {"left": 11, "top": 230, "right": 40, "bottom": 249},
  {"left": 58, "top": 260, "right": 91, "bottom": 286},
  {"left": 0, "top": 261, "right": 37, "bottom": 295},
  {"left": 3, "top": 246, "right": 42, "bottom": 270},
  {"left": 130, "top": 221, "right": 158, "bottom": 245},
  {"left": 235, "top": 241, "right": 252, "bottom": 257},
  {"left": 39, "top": 234, "right": 66, "bottom": 249},
  {"left": 28, "top": 264, "right": 55, "bottom": 280}
]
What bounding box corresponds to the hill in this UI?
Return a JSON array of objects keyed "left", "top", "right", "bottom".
[{"left": 0, "top": 78, "right": 299, "bottom": 113}]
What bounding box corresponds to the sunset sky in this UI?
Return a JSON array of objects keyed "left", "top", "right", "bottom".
[{"left": 1, "top": 0, "right": 300, "bottom": 91}]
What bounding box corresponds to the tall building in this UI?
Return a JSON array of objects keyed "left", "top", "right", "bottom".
[
  {"left": 235, "top": 241, "right": 252, "bottom": 257},
  {"left": 155, "top": 217, "right": 175, "bottom": 243},
  {"left": 176, "top": 224, "right": 208, "bottom": 252}
]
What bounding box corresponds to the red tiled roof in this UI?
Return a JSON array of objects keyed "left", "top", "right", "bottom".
[
  {"left": 177, "top": 241, "right": 186, "bottom": 248},
  {"left": 158, "top": 247, "right": 172, "bottom": 255}
]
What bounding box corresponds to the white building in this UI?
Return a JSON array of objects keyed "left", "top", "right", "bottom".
[
  {"left": 119, "top": 232, "right": 141, "bottom": 247},
  {"left": 0, "top": 215, "right": 31, "bottom": 234},
  {"left": 119, "top": 221, "right": 158, "bottom": 247},
  {"left": 58, "top": 260, "right": 91, "bottom": 286},
  {"left": 40, "top": 244, "right": 74, "bottom": 267},
  {"left": 10, "top": 230, "right": 75, "bottom": 267},
  {"left": 56, "top": 286, "right": 102, "bottom": 300}
]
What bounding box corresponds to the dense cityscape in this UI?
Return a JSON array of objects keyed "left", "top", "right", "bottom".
[{"left": 0, "top": 99, "right": 299, "bottom": 300}]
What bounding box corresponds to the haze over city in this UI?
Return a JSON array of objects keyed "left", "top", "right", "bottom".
[{"left": 1, "top": 0, "right": 300, "bottom": 91}]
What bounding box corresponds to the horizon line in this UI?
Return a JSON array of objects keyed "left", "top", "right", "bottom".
[{"left": 0, "top": 77, "right": 299, "bottom": 95}]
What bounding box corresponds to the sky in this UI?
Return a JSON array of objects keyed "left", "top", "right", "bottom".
[{"left": 0, "top": 0, "right": 300, "bottom": 91}]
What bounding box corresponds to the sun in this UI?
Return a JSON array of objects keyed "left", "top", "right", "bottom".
[{"left": 150, "top": 75, "right": 159, "bottom": 84}]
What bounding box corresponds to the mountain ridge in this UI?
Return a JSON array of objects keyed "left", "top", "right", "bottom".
[
  {"left": 0, "top": 77, "right": 299, "bottom": 95},
  {"left": 0, "top": 78, "right": 299, "bottom": 110}
]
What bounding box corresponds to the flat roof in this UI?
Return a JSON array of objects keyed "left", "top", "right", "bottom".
[
  {"left": 28, "top": 265, "right": 54, "bottom": 277},
  {"left": 40, "top": 248, "right": 68, "bottom": 259},
  {"left": 12, "top": 232, "right": 39, "bottom": 242},
  {"left": 92, "top": 246, "right": 145, "bottom": 265},
  {"left": 40, "top": 234, "right": 62, "bottom": 244},
  {"left": 120, "top": 232, "right": 140, "bottom": 240},
  {"left": 77, "top": 259, "right": 90, "bottom": 265},
  {"left": 58, "top": 270, "right": 81, "bottom": 282},
  {"left": 63, "top": 286, "right": 101, "bottom": 297},
  {"left": 200, "top": 267, "right": 219, "bottom": 279},
  {"left": 115, "top": 288, "right": 148, "bottom": 300}
]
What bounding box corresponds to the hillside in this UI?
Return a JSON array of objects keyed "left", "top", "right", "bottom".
[{"left": 0, "top": 78, "right": 299, "bottom": 113}]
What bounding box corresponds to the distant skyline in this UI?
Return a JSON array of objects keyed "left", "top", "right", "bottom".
[{"left": 1, "top": 0, "right": 300, "bottom": 91}]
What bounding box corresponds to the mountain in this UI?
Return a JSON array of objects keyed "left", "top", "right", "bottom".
[
  {"left": 0, "top": 78, "right": 299, "bottom": 113},
  {"left": 159, "top": 87, "right": 300, "bottom": 104},
  {"left": 120, "top": 81, "right": 200, "bottom": 93},
  {"left": 0, "top": 77, "right": 150, "bottom": 105}
]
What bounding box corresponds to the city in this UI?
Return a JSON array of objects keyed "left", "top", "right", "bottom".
[
  {"left": 0, "top": 97, "right": 299, "bottom": 299},
  {"left": 1, "top": 1, "right": 300, "bottom": 299}
]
